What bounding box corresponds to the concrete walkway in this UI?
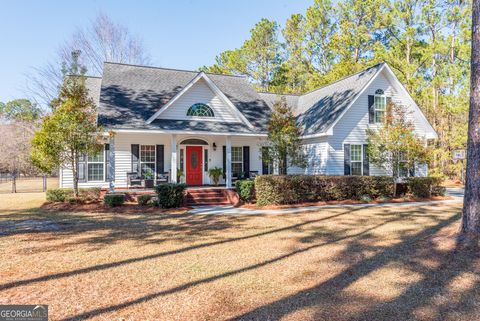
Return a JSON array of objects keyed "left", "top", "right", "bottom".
[{"left": 188, "top": 188, "right": 463, "bottom": 216}]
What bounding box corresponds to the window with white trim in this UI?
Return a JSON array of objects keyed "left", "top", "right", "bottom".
[
  {"left": 398, "top": 152, "right": 409, "bottom": 178},
  {"left": 140, "top": 145, "right": 155, "bottom": 178},
  {"left": 350, "top": 144, "right": 363, "bottom": 176},
  {"left": 374, "top": 89, "right": 386, "bottom": 123},
  {"left": 231, "top": 147, "right": 243, "bottom": 177},
  {"left": 87, "top": 152, "right": 104, "bottom": 181}
]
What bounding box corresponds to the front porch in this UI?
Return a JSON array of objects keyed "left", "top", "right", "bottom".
[{"left": 106, "top": 131, "right": 267, "bottom": 191}]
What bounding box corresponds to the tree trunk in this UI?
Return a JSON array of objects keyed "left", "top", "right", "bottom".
[
  {"left": 71, "top": 153, "right": 79, "bottom": 198},
  {"left": 460, "top": 0, "right": 480, "bottom": 247}
]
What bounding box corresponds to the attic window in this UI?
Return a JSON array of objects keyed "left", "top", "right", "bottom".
[{"left": 187, "top": 103, "right": 214, "bottom": 117}]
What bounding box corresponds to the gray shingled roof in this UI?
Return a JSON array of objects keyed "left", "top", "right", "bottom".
[
  {"left": 259, "top": 63, "right": 385, "bottom": 135},
  {"left": 88, "top": 62, "right": 385, "bottom": 136},
  {"left": 96, "top": 63, "right": 271, "bottom": 133}
]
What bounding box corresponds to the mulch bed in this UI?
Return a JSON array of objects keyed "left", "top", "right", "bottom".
[
  {"left": 240, "top": 195, "right": 452, "bottom": 210},
  {"left": 40, "top": 201, "right": 191, "bottom": 214}
]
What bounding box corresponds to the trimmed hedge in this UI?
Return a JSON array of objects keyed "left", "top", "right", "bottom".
[
  {"left": 46, "top": 188, "right": 101, "bottom": 202},
  {"left": 235, "top": 179, "right": 255, "bottom": 203},
  {"left": 255, "top": 175, "right": 394, "bottom": 206},
  {"left": 137, "top": 194, "right": 153, "bottom": 206},
  {"left": 154, "top": 183, "right": 186, "bottom": 208},
  {"left": 103, "top": 193, "right": 125, "bottom": 207},
  {"left": 406, "top": 177, "right": 445, "bottom": 198}
]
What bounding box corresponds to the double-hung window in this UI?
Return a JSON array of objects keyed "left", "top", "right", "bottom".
[
  {"left": 140, "top": 145, "right": 155, "bottom": 178},
  {"left": 231, "top": 147, "right": 243, "bottom": 177},
  {"left": 350, "top": 144, "right": 363, "bottom": 176},
  {"left": 374, "top": 89, "right": 386, "bottom": 123},
  {"left": 398, "top": 152, "right": 409, "bottom": 178},
  {"left": 87, "top": 152, "right": 104, "bottom": 181}
]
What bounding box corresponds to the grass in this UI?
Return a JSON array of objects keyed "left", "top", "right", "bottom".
[
  {"left": 0, "top": 177, "right": 58, "bottom": 193},
  {"left": 0, "top": 193, "right": 478, "bottom": 321}
]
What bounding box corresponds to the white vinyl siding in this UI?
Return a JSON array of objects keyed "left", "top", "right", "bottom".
[
  {"left": 158, "top": 78, "right": 241, "bottom": 123},
  {"left": 326, "top": 69, "right": 430, "bottom": 176}
]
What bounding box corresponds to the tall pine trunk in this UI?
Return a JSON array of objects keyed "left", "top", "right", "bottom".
[{"left": 460, "top": 0, "right": 480, "bottom": 246}]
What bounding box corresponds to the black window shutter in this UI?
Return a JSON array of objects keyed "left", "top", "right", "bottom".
[
  {"left": 262, "top": 147, "right": 269, "bottom": 174},
  {"left": 105, "top": 144, "right": 110, "bottom": 181},
  {"left": 368, "top": 95, "right": 375, "bottom": 124},
  {"left": 156, "top": 145, "right": 164, "bottom": 176},
  {"left": 344, "top": 144, "right": 351, "bottom": 175},
  {"left": 131, "top": 144, "right": 140, "bottom": 175},
  {"left": 222, "top": 146, "right": 226, "bottom": 179},
  {"left": 243, "top": 146, "right": 250, "bottom": 178},
  {"left": 363, "top": 144, "right": 369, "bottom": 176},
  {"left": 409, "top": 164, "right": 415, "bottom": 177}
]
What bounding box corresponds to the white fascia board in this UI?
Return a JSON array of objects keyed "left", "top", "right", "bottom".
[
  {"left": 108, "top": 128, "right": 267, "bottom": 137},
  {"left": 300, "top": 132, "right": 332, "bottom": 139}
]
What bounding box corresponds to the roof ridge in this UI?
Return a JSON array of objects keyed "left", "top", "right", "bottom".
[
  {"left": 257, "top": 91, "right": 302, "bottom": 97},
  {"left": 103, "top": 61, "right": 246, "bottom": 78},
  {"left": 299, "top": 62, "right": 386, "bottom": 97}
]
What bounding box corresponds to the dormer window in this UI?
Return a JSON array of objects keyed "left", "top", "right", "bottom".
[
  {"left": 186, "top": 103, "right": 214, "bottom": 117},
  {"left": 374, "top": 89, "right": 386, "bottom": 123}
]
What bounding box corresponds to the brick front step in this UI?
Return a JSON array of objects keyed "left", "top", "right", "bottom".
[{"left": 185, "top": 188, "right": 230, "bottom": 206}]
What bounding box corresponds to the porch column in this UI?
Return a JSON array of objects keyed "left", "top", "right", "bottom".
[
  {"left": 226, "top": 136, "right": 232, "bottom": 188},
  {"left": 171, "top": 134, "right": 177, "bottom": 183},
  {"left": 108, "top": 136, "right": 115, "bottom": 192}
]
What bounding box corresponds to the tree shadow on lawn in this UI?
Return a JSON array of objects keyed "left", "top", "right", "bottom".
[
  {"left": 230, "top": 211, "right": 478, "bottom": 321},
  {"left": 40, "top": 206, "right": 464, "bottom": 321},
  {"left": 0, "top": 206, "right": 361, "bottom": 293},
  {"left": 0, "top": 207, "right": 251, "bottom": 247}
]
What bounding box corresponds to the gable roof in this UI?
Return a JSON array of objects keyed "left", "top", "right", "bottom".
[
  {"left": 88, "top": 62, "right": 435, "bottom": 138},
  {"left": 96, "top": 63, "right": 271, "bottom": 133},
  {"left": 145, "top": 72, "right": 253, "bottom": 129},
  {"left": 258, "top": 63, "right": 385, "bottom": 136}
]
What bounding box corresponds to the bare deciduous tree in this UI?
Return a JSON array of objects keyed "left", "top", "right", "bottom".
[{"left": 26, "top": 13, "right": 151, "bottom": 106}]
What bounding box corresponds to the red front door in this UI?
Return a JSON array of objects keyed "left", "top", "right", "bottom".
[{"left": 186, "top": 146, "right": 203, "bottom": 185}]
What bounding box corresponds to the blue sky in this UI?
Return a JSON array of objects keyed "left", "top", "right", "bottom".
[{"left": 0, "top": 0, "right": 312, "bottom": 101}]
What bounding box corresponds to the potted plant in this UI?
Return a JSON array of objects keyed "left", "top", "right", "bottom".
[
  {"left": 208, "top": 167, "right": 223, "bottom": 186},
  {"left": 177, "top": 168, "right": 184, "bottom": 183},
  {"left": 143, "top": 168, "right": 154, "bottom": 188}
]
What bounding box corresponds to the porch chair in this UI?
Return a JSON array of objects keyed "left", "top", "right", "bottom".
[
  {"left": 126, "top": 172, "right": 143, "bottom": 189},
  {"left": 156, "top": 172, "right": 169, "bottom": 184},
  {"left": 249, "top": 171, "right": 259, "bottom": 178}
]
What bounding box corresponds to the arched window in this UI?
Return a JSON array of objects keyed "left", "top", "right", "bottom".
[
  {"left": 374, "top": 89, "right": 386, "bottom": 123},
  {"left": 186, "top": 103, "right": 214, "bottom": 117}
]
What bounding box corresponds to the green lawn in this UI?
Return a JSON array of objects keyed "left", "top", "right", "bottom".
[{"left": 0, "top": 193, "right": 477, "bottom": 321}]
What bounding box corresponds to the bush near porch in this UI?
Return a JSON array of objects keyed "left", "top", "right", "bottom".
[
  {"left": 46, "top": 187, "right": 102, "bottom": 203},
  {"left": 254, "top": 175, "right": 444, "bottom": 206}
]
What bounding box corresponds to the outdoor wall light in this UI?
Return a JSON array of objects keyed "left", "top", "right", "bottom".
[{"left": 212, "top": 142, "right": 217, "bottom": 151}]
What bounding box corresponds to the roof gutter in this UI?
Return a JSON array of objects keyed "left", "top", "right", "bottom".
[{"left": 107, "top": 128, "right": 268, "bottom": 137}]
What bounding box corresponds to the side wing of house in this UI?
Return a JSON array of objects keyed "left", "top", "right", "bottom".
[{"left": 325, "top": 67, "right": 436, "bottom": 177}]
